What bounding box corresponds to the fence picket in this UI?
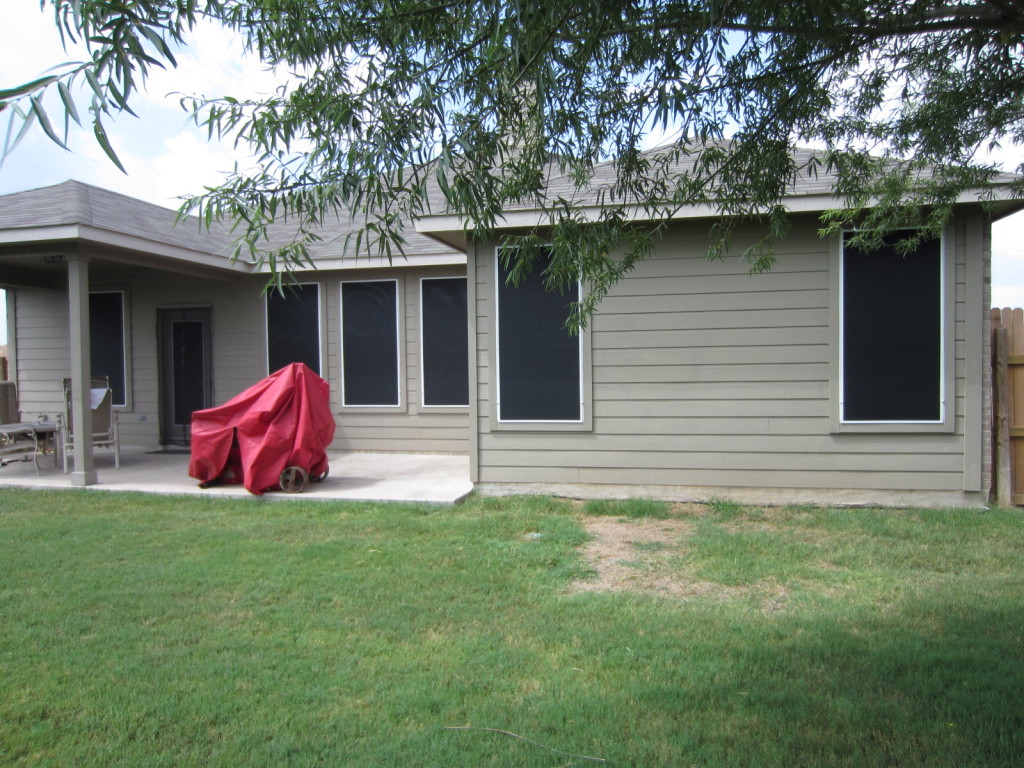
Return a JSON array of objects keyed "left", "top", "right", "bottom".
[{"left": 991, "top": 308, "right": 1024, "bottom": 505}]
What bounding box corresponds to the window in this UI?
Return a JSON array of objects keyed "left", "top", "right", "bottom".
[
  {"left": 341, "top": 279, "right": 400, "bottom": 407},
  {"left": 840, "top": 231, "right": 945, "bottom": 424},
  {"left": 420, "top": 277, "right": 469, "bottom": 407},
  {"left": 89, "top": 291, "right": 127, "bottom": 407},
  {"left": 496, "top": 250, "right": 583, "bottom": 422},
  {"left": 266, "top": 283, "right": 321, "bottom": 375}
]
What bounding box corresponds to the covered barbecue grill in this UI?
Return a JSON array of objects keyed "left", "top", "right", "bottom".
[{"left": 188, "top": 363, "right": 336, "bottom": 495}]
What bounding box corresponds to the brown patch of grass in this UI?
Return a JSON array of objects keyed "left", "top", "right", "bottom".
[{"left": 569, "top": 515, "right": 794, "bottom": 611}]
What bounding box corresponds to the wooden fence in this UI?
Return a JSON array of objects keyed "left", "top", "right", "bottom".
[{"left": 991, "top": 308, "right": 1024, "bottom": 506}]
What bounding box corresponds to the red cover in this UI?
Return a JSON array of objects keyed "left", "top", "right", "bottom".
[{"left": 188, "top": 363, "right": 336, "bottom": 495}]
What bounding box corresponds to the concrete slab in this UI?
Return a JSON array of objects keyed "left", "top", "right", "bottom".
[{"left": 0, "top": 446, "right": 473, "bottom": 504}]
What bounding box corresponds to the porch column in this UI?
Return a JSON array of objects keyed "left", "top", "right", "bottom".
[{"left": 67, "top": 253, "right": 96, "bottom": 486}]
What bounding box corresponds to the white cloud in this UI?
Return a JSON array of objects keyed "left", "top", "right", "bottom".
[
  {"left": 0, "top": 3, "right": 88, "bottom": 83},
  {"left": 144, "top": 20, "right": 285, "bottom": 105},
  {"left": 992, "top": 212, "right": 1024, "bottom": 309},
  {"left": 0, "top": 2, "right": 276, "bottom": 207}
]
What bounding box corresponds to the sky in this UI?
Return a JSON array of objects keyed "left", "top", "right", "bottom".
[
  {"left": 3, "top": 1, "right": 1024, "bottom": 345},
  {"left": 0, "top": 2, "right": 284, "bottom": 344}
]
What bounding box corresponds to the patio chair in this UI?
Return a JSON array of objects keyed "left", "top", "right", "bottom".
[
  {"left": 58, "top": 377, "right": 121, "bottom": 472},
  {"left": 0, "top": 382, "right": 61, "bottom": 473}
]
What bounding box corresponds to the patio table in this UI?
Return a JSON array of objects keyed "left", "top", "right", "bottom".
[{"left": 0, "top": 422, "right": 59, "bottom": 474}]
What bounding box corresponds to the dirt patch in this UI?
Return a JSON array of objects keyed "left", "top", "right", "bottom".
[{"left": 568, "top": 516, "right": 787, "bottom": 608}]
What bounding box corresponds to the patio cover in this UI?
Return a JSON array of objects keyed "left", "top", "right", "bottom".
[{"left": 188, "top": 363, "right": 335, "bottom": 495}]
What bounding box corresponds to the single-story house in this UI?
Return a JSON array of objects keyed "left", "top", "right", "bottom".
[{"left": 2, "top": 153, "right": 1022, "bottom": 506}]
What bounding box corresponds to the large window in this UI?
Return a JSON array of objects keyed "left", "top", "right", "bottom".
[
  {"left": 496, "top": 251, "right": 582, "bottom": 422},
  {"left": 420, "top": 277, "right": 469, "bottom": 407},
  {"left": 840, "top": 231, "right": 944, "bottom": 423},
  {"left": 89, "top": 291, "right": 127, "bottom": 407},
  {"left": 341, "top": 279, "right": 400, "bottom": 407},
  {"left": 266, "top": 283, "right": 321, "bottom": 375}
]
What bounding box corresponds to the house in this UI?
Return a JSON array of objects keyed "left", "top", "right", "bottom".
[
  {"left": 0, "top": 181, "right": 469, "bottom": 486},
  {"left": 1, "top": 155, "right": 1021, "bottom": 506},
  {"left": 415, "top": 150, "right": 1024, "bottom": 508}
]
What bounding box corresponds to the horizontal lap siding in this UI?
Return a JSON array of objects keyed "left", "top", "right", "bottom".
[
  {"left": 331, "top": 411, "right": 468, "bottom": 452},
  {"left": 475, "top": 219, "right": 975, "bottom": 500},
  {"left": 13, "top": 289, "right": 70, "bottom": 421}
]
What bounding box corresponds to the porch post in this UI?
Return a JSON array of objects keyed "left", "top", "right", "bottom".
[{"left": 67, "top": 253, "right": 96, "bottom": 486}]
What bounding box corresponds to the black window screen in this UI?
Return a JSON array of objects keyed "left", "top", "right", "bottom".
[
  {"left": 497, "top": 253, "right": 581, "bottom": 421},
  {"left": 342, "top": 280, "right": 399, "bottom": 406},
  {"left": 266, "top": 284, "right": 321, "bottom": 375},
  {"left": 421, "top": 278, "right": 469, "bottom": 406},
  {"left": 842, "top": 233, "right": 942, "bottom": 422},
  {"left": 89, "top": 291, "right": 126, "bottom": 406}
]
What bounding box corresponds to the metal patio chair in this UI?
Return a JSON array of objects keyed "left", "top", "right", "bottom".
[
  {"left": 58, "top": 377, "right": 121, "bottom": 472},
  {"left": 0, "top": 381, "right": 60, "bottom": 473}
]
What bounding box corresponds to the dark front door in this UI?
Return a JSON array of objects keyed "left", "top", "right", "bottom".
[{"left": 158, "top": 308, "right": 212, "bottom": 445}]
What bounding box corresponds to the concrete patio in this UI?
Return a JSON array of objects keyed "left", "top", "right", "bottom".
[{"left": 0, "top": 445, "right": 473, "bottom": 504}]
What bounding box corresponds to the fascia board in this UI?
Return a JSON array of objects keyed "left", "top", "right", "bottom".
[
  {"left": 416, "top": 186, "right": 1024, "bottom": 238},
  {"left": 0, "top": 223, "right": 251, "bottom": 275},
  {"left": 251, "top": 252, "right": 467, "bottom": 273}
]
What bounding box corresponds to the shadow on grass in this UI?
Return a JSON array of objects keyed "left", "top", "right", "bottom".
[{"left": 602, "top": 598, "right": 1024, "bottom": 767}]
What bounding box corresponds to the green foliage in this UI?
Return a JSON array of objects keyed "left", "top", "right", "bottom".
[
  {"left": 4, "top": 1, "right": 1023, "bottom": 323},
  {"left": 704, "top": 495, "right": 747, "bottom": 519},
  {"left": 583, "top": 497, "right": 674, "bottom": 518}
]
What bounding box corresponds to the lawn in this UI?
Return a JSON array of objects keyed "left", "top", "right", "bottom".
[{"left": 1, "top": 490, "right": 1023, "bottom": 767}]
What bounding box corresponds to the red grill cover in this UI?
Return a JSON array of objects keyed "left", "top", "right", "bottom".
[{"left": 188, "top": 363, "right": 336, "bottom": 495}]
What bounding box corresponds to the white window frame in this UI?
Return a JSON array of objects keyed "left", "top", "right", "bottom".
[
  {"left": 832, "top": 226, "right": 955, "bottom": 433},
  {"left": 492, "top": 247, "right": 590, "bottom": 430},
  {"left": 340, "top": 277, "right": 403, "bottom": 409}
]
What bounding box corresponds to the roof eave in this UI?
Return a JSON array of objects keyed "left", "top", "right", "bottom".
[
  {"left": 416, "top": 186, "right": 1024, "bottom": 250},
  {"left": 252, "top": 252, "right": 468, "bottom": 274},
  {"left": 0, "top": 223, "right": 252, "bottom": 276}
]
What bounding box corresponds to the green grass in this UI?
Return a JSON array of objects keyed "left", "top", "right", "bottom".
[
  {"left": 2, "top": 491, "right": 1023, "bottom": 767},
  {"left": 583, "top": 497, "right": 672, "bottom": 518}
]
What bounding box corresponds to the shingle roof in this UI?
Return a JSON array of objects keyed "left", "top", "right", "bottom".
[
  {"left": 423, "top": 144, "right": 1020, "bottom": 215},
  {"left": 0, "top": 180, "right": 237, "bottom": 255},
  {"left": 415, "top": 144, "right": 1024, "bottom": 249},
  {"left": 3, "top": 145, "right": 1019, "bottom": 263},
  {"left": 260, "top": 204, "right": 461, "bottom": 263},
  {"left": 0, "top": 179, "right": 463, "bottom": 266}
]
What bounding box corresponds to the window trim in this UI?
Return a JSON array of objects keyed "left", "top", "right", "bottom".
[
  {"left": 490, "top": 247, "right": 592, "bottom": 432},
  {"left": 339, "top": 277, "right": 404, "bottom": 410},
  {"left": 419, "top": 276, "right": 469, "bottom": 410},
  {"left": 263, "top": 281, "right": 324, "bottom": 376},
  {"left": 830, "top": 226, "right": 955, "bottom": 434},
  {"left": 89, "top": 289, "right": 131, "bottom": 410}
]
